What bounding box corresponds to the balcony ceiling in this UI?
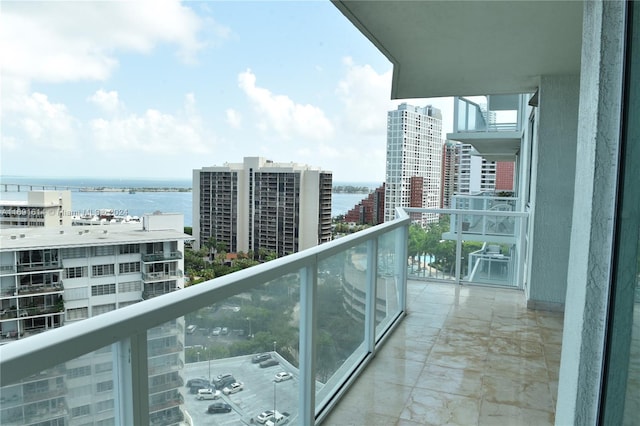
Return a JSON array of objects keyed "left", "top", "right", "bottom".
[
  {"left": 332, "top": 1, "right": 584, "bottom": 98},
  {"left": 447, "top": 131, "right": 522, "bottom": 162}
]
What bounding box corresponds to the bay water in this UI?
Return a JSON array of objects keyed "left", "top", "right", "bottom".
[{"left": 0, "top": 177, "right": 379, "bottom": 227}]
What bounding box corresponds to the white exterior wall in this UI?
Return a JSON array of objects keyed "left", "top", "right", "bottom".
[
  {"left": 526, "top": 74, "right": 580, "bottom": 310},
  {"left": 556, "top": 1, "right": 627, "bottom": 423}
]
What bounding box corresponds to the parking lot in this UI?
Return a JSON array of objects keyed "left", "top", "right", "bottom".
[{"left": 183, "top": 352, "right": 298, "bottom": 425}]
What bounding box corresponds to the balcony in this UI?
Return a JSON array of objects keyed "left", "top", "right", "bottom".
[
  {"left": 324, "top": 280, "right": 562, "bottom": 425},
  {"left": 444, "top": 195, "right": 523, "bottom": 244},
  {"left": 0, "top": 208, "right": 557, "bottom": 425},
  {"left": 143, "top": 270, "right": 183, "bottom": 282},
  {"left": 142, "top": 251, "right": 183, "bottom": 262},
  {"left": 448, "top": 95, "right": 527, "bottom": 162}
]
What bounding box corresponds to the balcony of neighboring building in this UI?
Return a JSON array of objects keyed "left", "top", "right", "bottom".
[
  {"left": 142, "top": 251, "right": 183, "bottom": 263},
  {"left": 447, "top": 95, "right": 528, "bottom": 162},
  {"left": 143, "top": 269, "right": 183, "bottom": 283}
]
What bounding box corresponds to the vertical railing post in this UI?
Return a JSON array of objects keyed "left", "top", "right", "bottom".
[
  {"left": 455, "top": 212, "right": 463, "bottom": 285},
  {"left": 113, "top": 333, "right": 149, "bottom": 426},
  {"left": 397, "top": 221, "right": 408, "bottom": 311},
  {"left": 365, "top": 238, "right": 378, "bottom": 353},
  {"left": 299, "top": 264, "right": 317, "bottom": 425}
]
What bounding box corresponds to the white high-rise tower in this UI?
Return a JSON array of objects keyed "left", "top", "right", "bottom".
[{"left": 384, "top": 103, "right": 444, "bottom": 224}]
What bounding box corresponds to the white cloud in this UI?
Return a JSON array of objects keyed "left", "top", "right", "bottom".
[
  {"left": 238, "top": 69, "right": 334, "bottom": 141},
  {"left": 226, "top": 108, "right": 242, "bottom": 128},
  {"left": 336, "top": 57, "right": 393, "bottom": 135},
  {"left": 6, "top": 92, "right": 79, "bottom": 151},
  {"left": 88, "top": 90, "right": 123, "bottom": 115},
  {"left": 89, "top": 94, "right": 211, "bottom": 155},
  {"left": 0, "top": 0, "right": 204, "bottom": 85}
]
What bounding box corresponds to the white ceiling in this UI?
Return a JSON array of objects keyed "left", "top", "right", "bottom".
[{"left": 333, "top": 0, "right": 584, "bottom": 99}]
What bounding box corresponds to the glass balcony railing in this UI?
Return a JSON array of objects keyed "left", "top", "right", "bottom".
[
  {"left": 404, "top": 207, "right": 527, "bottom": 289},
  {"left": 142, "top": 251, "right": 183, "bottom": 262},
  {"left": 453, "top": 95, "right": 524, "bottom": 133},
  {"left": 0, "top": 210, "right": 410, "bottom": 426},
  {"left": 449, "top": 195, "right": 520, "bottom": 238}
]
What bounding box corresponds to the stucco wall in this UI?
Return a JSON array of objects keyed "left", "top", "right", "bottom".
[
  {"left": 555, "top": 1, "right": 626, "bottom": 424},
  {"left": 527, "top": 74, "right": 579, "bottom": 308}
]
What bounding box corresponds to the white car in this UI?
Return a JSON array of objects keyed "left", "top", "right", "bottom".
[
  {"left": 274, "top": 372, "right": 292, "bottom": 382},
  {"left": 195, "top": 388, "right": 221, "bottom": 400},
  {"left": 265, "top": 412, "right": 289, "bottom": 426},
  {"left": 222, "top": 382, "right": 244, "bottom": 395},
  {"left": 256, "top": 410, "right": 277, "bottom": 424}
]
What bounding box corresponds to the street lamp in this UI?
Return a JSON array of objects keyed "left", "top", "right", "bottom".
[{"left": 207, "top": 347, "right": 211, "bottom": 382}]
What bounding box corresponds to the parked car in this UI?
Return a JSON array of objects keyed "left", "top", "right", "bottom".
[
  {"left": 259, "top": 359, "right": 279, "bottom": 368},
  {"left": 223, "top": 382, "right": 244, "bottom": 395},
  {"left": 189, "top": 384, "right": 208, "bottom": 394},
  {"left": 256, "top": 410, "right": 277, "bottom": 424},
  {"left": 221, "top": 327, "right": 229, "bottom": 335},
  {"left": 195, "top": 388, "right": 221, "bottom": 400},
  {"left": 265, "top": 411, "right": 290, "bottom": 426},
  {"left": 212, "top": 374, "right": 236, "bottom": 390},
  {"left": 212, "top": 327, "right": 222, "bottom": 336},
  {"left": 207, "top": 402, "right": 232, "bottom": 414},
  {"left": 186, "top": 378, "right": 209, "bottom": 388},
  {"left": 252, "top": 353, "right": 271, "bottom": 363},
  {"left": 274, "top": 372, "right": 292, "bottom": 382}
]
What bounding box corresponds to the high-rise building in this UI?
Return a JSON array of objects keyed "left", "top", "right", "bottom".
[
  {"left": 193, "top": 157, "right": 332, "bottom": 257},
  {"left": 455, "top": 143, "right": 497, "bottom": 194},
  {"left": 0, "top": 213, "right": 189, "bottom": 425},
  {"left": 440, "top": 141, "right": 459, "bottom": 208},
  {"left": 344, "top": 184, "right": 385, "bottom": 225},
  {"left": 495, "top": 161, "right": 515, "bottom": 192},
  {"left": 384, "top": 103, "right": 443, "bottom": 224},
  {"left": 0, "top": 191, "right": 72, "bottom": 228}
]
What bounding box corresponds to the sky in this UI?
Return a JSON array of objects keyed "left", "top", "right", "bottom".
[{"left": 1, "top": 0, "right": 454, "bottom": 183}]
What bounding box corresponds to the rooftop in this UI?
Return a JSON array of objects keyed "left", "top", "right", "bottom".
[{"left": 0, "top": 222, "right": 190, "bottom": 250}]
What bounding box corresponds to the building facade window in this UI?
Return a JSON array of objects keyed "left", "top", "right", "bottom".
[
  {"left": 64, "top": 266, "right": 88, "bottom": 279},
  {"left": 119, "top": 244, "right": 140, "bottom": 254},
  {"left": 66, "top": 307, "right": 88, "bottom": 321},
  {"left": 93, "top": 246, "right": 115, "bottom": 256},
  {"left": 92, "top": 264, "right": 115, "bottom": 277},
  {"left": 61, "top": 247, "right": 87, "bottom": 259},
  {"left": 119, "top": 262, "right": 140, "bottom": 274},
  {"left": 91, "top": 283, "right": 116, "bottom": 296},
  {"left": 118, "top": 280, "right": 141, "bottom": 293},
  {"left": 67, "top": 365, "right": 91, "bottom": 379},
  {"left": 92, "top": 304, "right": 116, "bottom": 316},
  {"left": 96, "top": 380, "right": 113, "bottom": 393}
]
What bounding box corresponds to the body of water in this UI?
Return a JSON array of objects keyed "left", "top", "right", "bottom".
[{"left": 1, "top": 177, "right": 379, "bottom": 227}]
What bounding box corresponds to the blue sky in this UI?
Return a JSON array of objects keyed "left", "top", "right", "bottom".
[{"left": 1, "top": 0, "right": 453, "bottom": 182}]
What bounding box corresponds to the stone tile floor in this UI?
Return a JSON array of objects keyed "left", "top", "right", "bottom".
[{"left": 323, "top": 280, "right": 564, "bottom": 426}]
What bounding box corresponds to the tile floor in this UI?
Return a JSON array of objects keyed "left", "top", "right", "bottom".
[{"left": 323, "top": 280, "right": 564, "bottom": 426}]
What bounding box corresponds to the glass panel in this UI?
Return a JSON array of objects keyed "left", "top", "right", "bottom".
[
  {"left": 622, "top": 232, "right": 640, "bottom": 423},
  {"left": 457, "top": 98, "right": 467, "bottom": 131},
  {"left": 181, "top": 274, "right": 301, "bottom": 425},
  {"left": 375, "top": 227, "right": 403, "bottom": 336},
  {"left": 407, "top": 217, "right": 456, "bottom": 281},
  {"left": 315, "top": 244, "right": 366, "bottom": 405},
  {"left": 602, "top": 4, "right": 640, "bottom": 424},
  {"left": 0, "top": 350, "right": 111, "bottom": 426}
]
